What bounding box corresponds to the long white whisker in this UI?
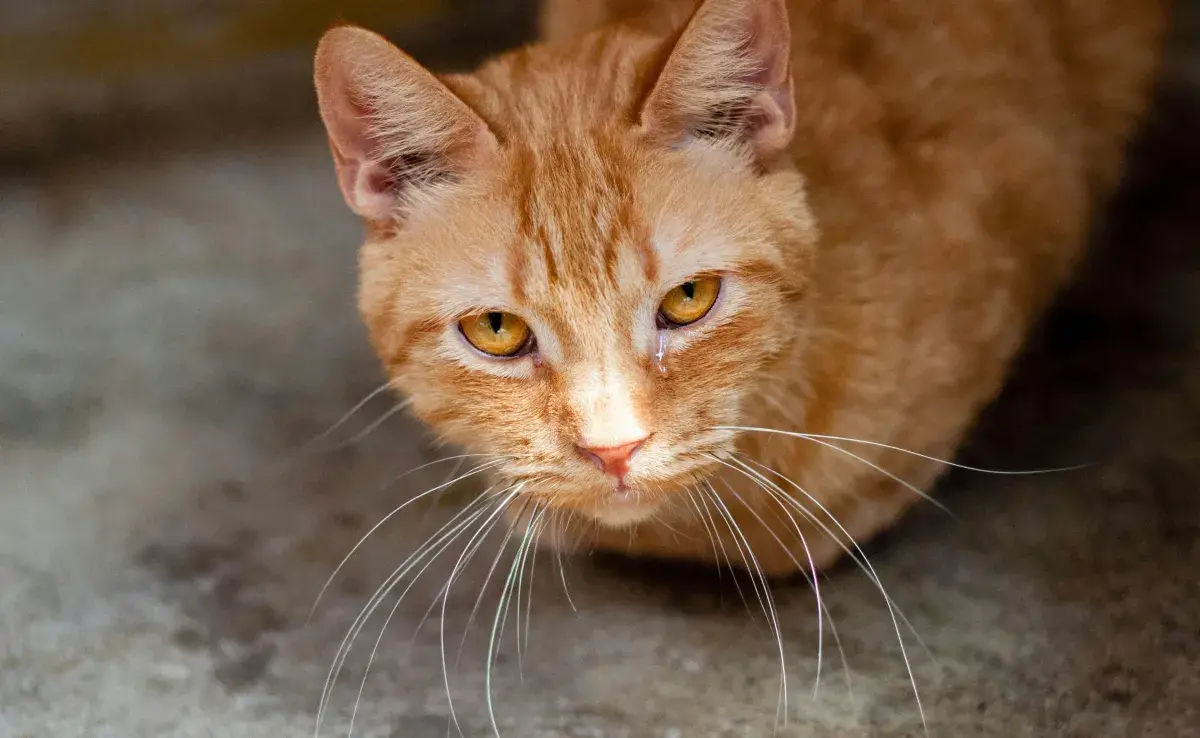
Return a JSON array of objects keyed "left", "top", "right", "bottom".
[
  {"left": 549, "top": 511, "right": 578, "bottom": 614},
  {"left": 315, "top": 491, "right": 497, "bottom": 737},
  {"left": 721, "top": 454, "right": 854, "bottom": 705},
  {"left": 732, "top": 455, "right": 935, "bottom": 656},
  {"left": 494, "top": 509, "right": 539, "bottom": 673},
  {"left": 552, "top": 510, "right": 579, "bottom": 613},
  {"left": 309, "top": 457, "right": 507, "bottom": 622},
  {"left": 726, "top": 454, "right": 929, "bottom": 733},
  {"left": 709, "top": 457, "right": 825, "bottom": 701},
  {"left": 455, "top": 500, "right": 532, "bottom": 671},
  {"left": 411, "top": 453, "right": 475, "bottom": 538},
  {"left": 333, "top": 401, "right": 412, "bottom": 450},
  {"left": 346, "top": 500, "right": 496, "bottom": 737},
  {"left": 695, "top": 484, "right": 753, "bottom": 614},
  {"left": 521, "top": 514, "right": 546, "bottom": 665},
  {"left": 486, "top": 506, "right": 547, "bottom": 737},
  {"left": 434, "top": 485, "right": 524, "bottom": 737},
  {"left": 318, "top": 494, "right": 492, "bottom": 738},
  {"left": 682, "top": 487, "right": 726, "bottom": 586},
  {"left": 716, "top": 426, "right": 1087, "bottom": 475},
  {"left": 300, "top": 382, "right": 392, "bottom": 451},
  {"left": 700, "top": 481, "right": 788, "bottom": 731},
  {"left": 803, "top": 435, "right": 956, "bottom": 515},
  {"left": 513, "top": 516, "right": 531, "bottom": 679}
]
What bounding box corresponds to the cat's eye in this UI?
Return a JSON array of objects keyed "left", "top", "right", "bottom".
[
  {"left": 459, "top": 311, "right": 533, "bottom": 357},
  {"left": 658, "top": 275, "right": 721, "bottom": 327}
]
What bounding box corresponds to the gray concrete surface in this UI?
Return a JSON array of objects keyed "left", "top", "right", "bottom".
[{"left": 2, "top": 8, "right": 1199, "bottom": 738}]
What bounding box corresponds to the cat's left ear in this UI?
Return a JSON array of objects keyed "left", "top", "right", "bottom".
[
  {"left": 639, "top": 0, "right": 794, "bottom": 162},
  {"left": 314, "top": 26, "right": 497, "bottom": 222}
]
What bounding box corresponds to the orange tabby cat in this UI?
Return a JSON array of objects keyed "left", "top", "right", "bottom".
[{"left": 313, "top": 0, "right": 1166, "bottom": 576}]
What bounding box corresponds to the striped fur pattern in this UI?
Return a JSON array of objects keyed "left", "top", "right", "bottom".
[{"left": 315, "top": 0, "right": 1165, "bottom": 575}]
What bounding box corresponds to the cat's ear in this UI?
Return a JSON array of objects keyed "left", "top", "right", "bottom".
[
  {"left": 314, "top": 26, "right": 497, "bottom": 221},
  {"left": 639, "top": 0, "right": 794, "bottom": 162}
]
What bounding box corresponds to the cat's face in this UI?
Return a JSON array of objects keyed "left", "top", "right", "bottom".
[
  {"left": 317, "top": 0, "right": 813, "bottom": 526},
  {"left": 361, "top": 140, "right": 811, "bottom": 525}
]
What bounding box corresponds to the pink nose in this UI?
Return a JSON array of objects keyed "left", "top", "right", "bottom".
[{"left": 577, "top": 438, "right": 646, "bottom": 480}]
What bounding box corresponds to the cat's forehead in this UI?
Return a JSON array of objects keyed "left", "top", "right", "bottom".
[
  {"left": 503, "top": 138, "right": 660, "bottom": 312},
  {"left": 453, "top": 29, "right": 662, "bottom": 140}
]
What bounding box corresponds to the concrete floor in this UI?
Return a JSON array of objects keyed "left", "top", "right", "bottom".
[{"left": 2, "top": 14, "right": 1200, "bottom": 738}]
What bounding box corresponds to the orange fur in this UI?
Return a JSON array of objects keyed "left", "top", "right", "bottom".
[{"left": 314, "top": 0, "right": 1166, "bottom": 576}]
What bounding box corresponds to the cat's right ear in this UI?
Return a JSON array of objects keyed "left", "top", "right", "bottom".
[
  {"left": 639, "top": 0, "right": 794, "bottom": 162},
  {"left": 314, "top": 26, "right": 497, "bottom": 222}
]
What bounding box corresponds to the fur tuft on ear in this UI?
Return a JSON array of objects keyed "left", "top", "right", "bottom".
[
  {"left": 314, "top": 26, "right": 496, "bottom": 222},
  {"left": 639, "top": 0, "right": 795, "bottom": 162}
]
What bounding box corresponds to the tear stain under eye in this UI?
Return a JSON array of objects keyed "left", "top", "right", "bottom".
[{"left": 654, "top": 332, "right": 669, "bottom": 375}]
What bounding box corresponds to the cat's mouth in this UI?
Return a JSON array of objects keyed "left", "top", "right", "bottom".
[{"left": 512, "top": 454, "right": 725, "bottom": 528}]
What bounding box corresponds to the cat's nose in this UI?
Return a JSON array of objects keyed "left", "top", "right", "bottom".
[{"left": 577, "top": 437, "right": 647, "bottom": 480}]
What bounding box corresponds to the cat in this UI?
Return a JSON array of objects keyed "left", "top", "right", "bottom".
[{"left": 312, "top": 0, "right": 1166, "bottom": 577}]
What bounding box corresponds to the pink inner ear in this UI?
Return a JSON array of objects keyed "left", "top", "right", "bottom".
[
  {"left": 349, "top": 159, "right": 402, "bottom": 221},
  {"left": 324, "top": 89, "right": 401, "bottom": 220},
  {"left": 314, "top": 26, "right": 498, "bottom": 223}
]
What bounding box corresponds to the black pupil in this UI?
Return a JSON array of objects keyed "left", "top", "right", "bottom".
[
  {"left": 488, "top": 312, "right": 504, "bottom": 333},
  {"left": 681, "top": 281, "right": 695, "bottom": 300}
]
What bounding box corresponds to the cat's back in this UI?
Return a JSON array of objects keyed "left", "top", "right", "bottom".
[{"left": 542, "top": 0, "right": 1165, "bottom": 196}]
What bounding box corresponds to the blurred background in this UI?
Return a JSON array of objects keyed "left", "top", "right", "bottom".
[
  {"left": 0, "top": 0, "right": 535, "bottom": 162},
  {"left": 2, "top": 1, "right": 1199, "bottom": 737}
]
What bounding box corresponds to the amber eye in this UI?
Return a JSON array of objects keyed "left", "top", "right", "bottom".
[
  {"left": 459, "top": 311, "right": 533, "bottom": 357},
  {"left": 658, "top": 275, "right": 721, "bottom": 327}
]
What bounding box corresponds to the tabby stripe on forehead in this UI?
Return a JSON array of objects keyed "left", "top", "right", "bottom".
[
  {"left": 630, "top": 219, "right": 659, "bottom": 283},
  {"left": 539, "top": 224, "right": 560, "bottom": 283},
  {"left": 510, "top": 155, "right": 556, "bottom": 297},
  {"left": 601, "top": 217, "right": 618, "bottom": 283},
  {"left": 604, "top": 154, "right": 660, "bottom": 284}
]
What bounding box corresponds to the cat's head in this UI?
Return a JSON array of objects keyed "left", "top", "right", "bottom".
[{"left": 314, "top": 0, "right": 816, "bottom": 526}]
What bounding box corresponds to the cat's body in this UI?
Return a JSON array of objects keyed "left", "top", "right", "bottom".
[{"left": 314, "top": 0, "right": 1166, "bottom": 575}]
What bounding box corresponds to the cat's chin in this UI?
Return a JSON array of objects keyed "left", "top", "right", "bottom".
[{"left": 586, "top": 491, "right": 664, "bottom": 528}]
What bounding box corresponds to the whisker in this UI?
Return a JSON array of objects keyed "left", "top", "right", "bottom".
[
  {"left": 694, "top": 484, "right": 753, "bottom": 615},
  {"left": 495, "top": 507, "right": 542, "bottom": 672},
  {"left": 298, "top": 381, "right": 392, "bottom": 452},
  {"left": 708, "top": 457, "right": 826, "bottom": 701},
  {"left": 553, "top": 509, "right": 579, "bottom": 613},
  {"left": 521, "top": 513, "right": 547, "bottom": 665},
  {"left": 260, "top": 396, "right": 418, "bottom": 485},
  {"left": 317, "top": 493, "right": 494, "bottom": 737},
  {"left": 717, "top": 455, "right": 855, "bottom": 704},
  {"left": 807, "top": 436, "right": 956, "bottom": 515},
  {"left": 486, "top": 506, "right": 547, "bottom": 737},
  {"left": 699, "top": 481, "right": 789, "bottom": 730},
  {"left": 716, "top": 425, "right": 1087, "bottom": 475},
  {"left": 455, "top": 499, "right": 534, "bottom": 671},
  {"left": 721, "top": 454, "right": 929, "bottom": 733},
  {"left": 682, "top": 487, "right": 726, "bottom": 586},
  {"left": 412, "top": 453, "right": 475, "bottom": 537},
  {"left": 345, "top": 498, "right": 498, "bottom": 737},
  {"left": 513, "top": 511, "right": 535, "bottom": 680},
  {"left": 308, "top": 456, "right": 508, "bottom": 623},
  {"left": 358, "top": 483, "right": 523, "bottom": 736},
  {"left": 731, "top": 455, "right": 935, "bottom": 656},
  {"left": 331, "top": 400, "right": 413, "bottom": 451},
  {"left": 432, "top": 484, "right": 524, "bottom": 737}
]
